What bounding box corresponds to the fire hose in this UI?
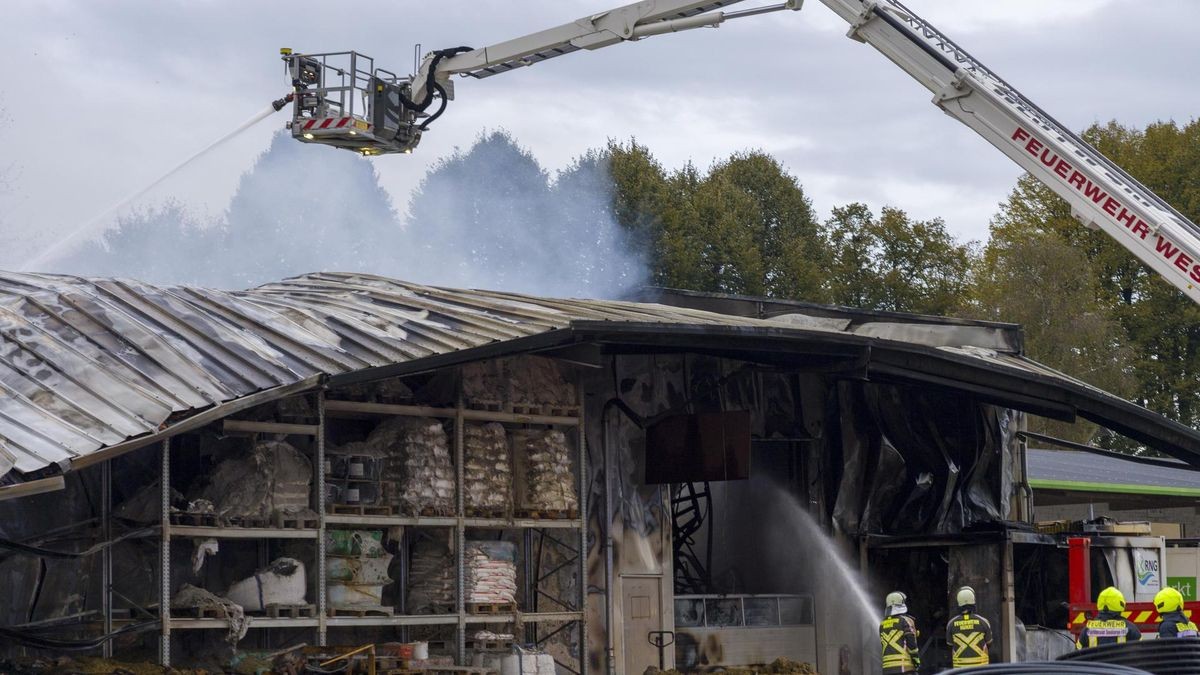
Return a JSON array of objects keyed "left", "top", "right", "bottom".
[
  {"left": 944, "top": 663, "right": 1151, "bottom": 674},
  {"left": 1057, "top": 638, "right": 1200, "bottom": 675}
]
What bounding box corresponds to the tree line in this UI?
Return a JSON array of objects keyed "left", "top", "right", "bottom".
[{"left": 60, "top": 120, "right": 1200, "bottom": 447}]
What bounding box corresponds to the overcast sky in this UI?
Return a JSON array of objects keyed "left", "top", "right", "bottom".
[{"left": 2, "top": 0, "right": 1198, "bottom": 271}]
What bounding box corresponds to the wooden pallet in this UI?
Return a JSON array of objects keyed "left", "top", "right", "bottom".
[
  {"left": 329, "top": 503, "right": 394, "bottom": 516},
  {"left": 169, "top": 511, "right": 217, "bottom": 527},
  {"left": 465, "top": 399, "right": 504, "bottom": 412},
  {"left": 464, "top": 507, "right": 508, "bottom": 519},
  {"left": 170, "top": 605, "right": 228, "bottom": 619},
  {"left": 228, "top": 515, "right": 272, "bottom": 528},
  {"left": 511, "top": 403, "right": 580, "bottom": 418},
  {"left": 275, "top": 514, "right": 320, "bottom": 529},
  {"left": 514, "top": 508, "right": 578, "bottom": 520},
  {"left": 423, "top": 666, "right": 501, "bottom": 674},
  {"left": 466, "top": 602, "right": 517, "bottom": 615},
  {"left": 466, "top": 639, "right": 514, "bottom": 651},
  {"left": 247, "top": 603, "right": 317, "bottom": 618},
  {"left": 400, "top": 506, "right": 453, "bottom": 518},
  {"left": 328, "top": 604, "right": 395, "bottom": 617}
]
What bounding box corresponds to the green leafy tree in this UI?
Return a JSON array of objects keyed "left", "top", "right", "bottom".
[
  {"left": 981, "top": 120, "right": 1200, "bottom": 438},
  {"left": 825, "top": 203, "right": 974, "bottom": 315},
  {"left": 608, "top": 143, "right": 827, "bottom": 299},
  {"left": 973, "top": 226, "right": 1134, "bottom": 442}
]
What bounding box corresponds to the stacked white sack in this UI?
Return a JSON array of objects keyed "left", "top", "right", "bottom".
[
  {"left": 464, "top": 423, "right": 511, "bottom": 513},
  {"left": 368, "top": 417, "right": 455, "bottom": 515},
  {"left": 465, "top": 540, "right": 517, "bottom": 605},
  {"left": 523, "top": 430, "right": 577, "bottom": 512}
]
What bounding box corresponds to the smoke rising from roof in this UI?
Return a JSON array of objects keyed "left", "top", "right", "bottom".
[{"left": 52, "top": 130, "right": 646, "bottom": 299}]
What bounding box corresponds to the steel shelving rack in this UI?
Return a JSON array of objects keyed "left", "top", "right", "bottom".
[{"left": 148, "top": 373, "right": 588, "bottom": 674}]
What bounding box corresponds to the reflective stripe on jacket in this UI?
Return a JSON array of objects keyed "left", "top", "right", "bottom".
[
  {"left": 946, "top": 610, "right": 992, "bottom": 667},
  {"left": 1076, "top": 611, "right": 1141, "bottom": 649},
  {"left": 1159, "top": 611, "right": 1199, "bottom": 639},
  {"left": 880, "top": 614, "right": 920, "bottom": 673}
]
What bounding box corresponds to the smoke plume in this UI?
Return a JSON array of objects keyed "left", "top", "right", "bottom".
[{"left": 52, "top": 130, "right": 646, "bottom": 299}]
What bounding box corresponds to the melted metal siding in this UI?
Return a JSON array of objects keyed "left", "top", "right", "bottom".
[
  {"left": 3, "top": 270, "right": 1199, "bottom": 480},
  {"left": 0, "top": 271, "right": 792, "bottom": 478}
]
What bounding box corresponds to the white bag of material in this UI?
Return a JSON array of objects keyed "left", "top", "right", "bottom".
[
  {"left": 368, "top": 417, "right": 455, "bottom": 515},
  {"left": 465, "top": 540, "right": 517, "bottom": 604},
  {"left": 328, "top": 582, "right": 384, "bottom": 606},
  {"left": 197, "top": 440, "right": 313, "bottom": 521},
  {"left": 225, "top": 557, "right": 307, "bottom": 610},
  {"left": 520, "top": 430, "right": 577, "bottom": 512},
  {"left": 500, "top": 651, "right": 557, "bottom": 675},
  {"left": 327, "top": 553, "right": 394, "bottom": 585},
  {"left": 464, "top": 423, "right": 512, "bottom": 512}
]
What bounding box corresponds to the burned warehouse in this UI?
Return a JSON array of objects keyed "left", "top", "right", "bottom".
[{"left": 2, "top": 272, "right": 1200, "bottom": 674}]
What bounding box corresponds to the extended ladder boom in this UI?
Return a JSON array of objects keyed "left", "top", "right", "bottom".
[
  {"left": 412, "top": 0, "right": 797, "bottom": 102},
  {"left": 817, "top": 0, "right": 1200, "bottom": 305},
  {"left": 282, "top": 0, "right": 1200, "bottom": 306}
]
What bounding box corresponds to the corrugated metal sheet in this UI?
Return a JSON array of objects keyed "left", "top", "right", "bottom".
[
  {"left": 0, "top": 271, "right": 835, "bottom": 479},
  {"left": 2, "top": 270, "right": 1198, "bottom": 481},
  {"left": 1028, "top": 448, "right": 1200, "bottom": 495}
]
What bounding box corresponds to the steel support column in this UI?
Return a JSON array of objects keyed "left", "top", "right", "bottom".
[
  {"left": 317, "top": 390, "right": 328, "bottom": 645},
  {"left": 455, "top": 377, "right": 466, "bottom": 665},
  {"left": 159, "top": 439, "right": 171, "bottom": 666},
  {"left": 101, "top": 459, "right": 113, "bottom": 658},
  {"left": 577, "top": 378, "right": 589, "bottom": 675},
  {"left": 1002, "top": 539, "right": 1017, "bottom": 662}
]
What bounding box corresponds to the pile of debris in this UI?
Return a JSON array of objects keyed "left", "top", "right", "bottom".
[
  {"left": 646, "top": 658, "right": 818, "bottom": 675},
  {"left": 465, "top": 540, "right": 517, "bottom": 605},
  {"left": 368, "top": 417, "right": 455, "bottom": 515},
  {"left": 172, "top": 584, "right": 249, "bottom": 644},
  {"left": 194, "top": 440, "right": 315, "bottom": 524},
  {"left": 464, "top": 423, "right": 512, "bottom": 514}
]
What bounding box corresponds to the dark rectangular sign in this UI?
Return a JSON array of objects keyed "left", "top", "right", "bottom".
[{"left": 644, "top": 410, "right": 751, "bottom": 484}]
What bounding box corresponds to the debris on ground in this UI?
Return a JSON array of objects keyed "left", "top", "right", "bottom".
[
  {"left": 0, "top": 656, "right": 208, "bottom": 674},
  {"left": 643, "top": 657, "right": 819, "bottom": 675}
]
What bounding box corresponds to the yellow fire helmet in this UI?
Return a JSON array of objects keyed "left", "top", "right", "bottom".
[
  {"left": 1097, "top": 586, "right": 1127, "bottom": 613},
  {"left": 1155, "top": 586, "right": 1185, "bottom": 614},
  {"left": 956, "top": 586, "right": 976, "bottom": 607},
  {"left": 885, "top": 591, "right": 907, "bottom": 610}
]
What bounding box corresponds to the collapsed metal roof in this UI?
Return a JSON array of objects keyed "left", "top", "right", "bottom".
[
  {"left": 1028, "top": 448, "right": 1200, "bottom": 498},
  {"left": 2, "top": 271, "right": 1199, "bottom": 483}
]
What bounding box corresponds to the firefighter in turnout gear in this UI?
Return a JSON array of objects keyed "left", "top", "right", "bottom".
[
  {"left": 880, "top": 591, "right": 921, "bottom": 673},
  {"left": 945, "top": 586, "right": 992, "bottom": 668},
  {"left": 1076, "top": 586, "right": 1141, "bottom": 649},
  {"left": 1155, "top": 586, "right": 1199, "bottom": 638}
]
